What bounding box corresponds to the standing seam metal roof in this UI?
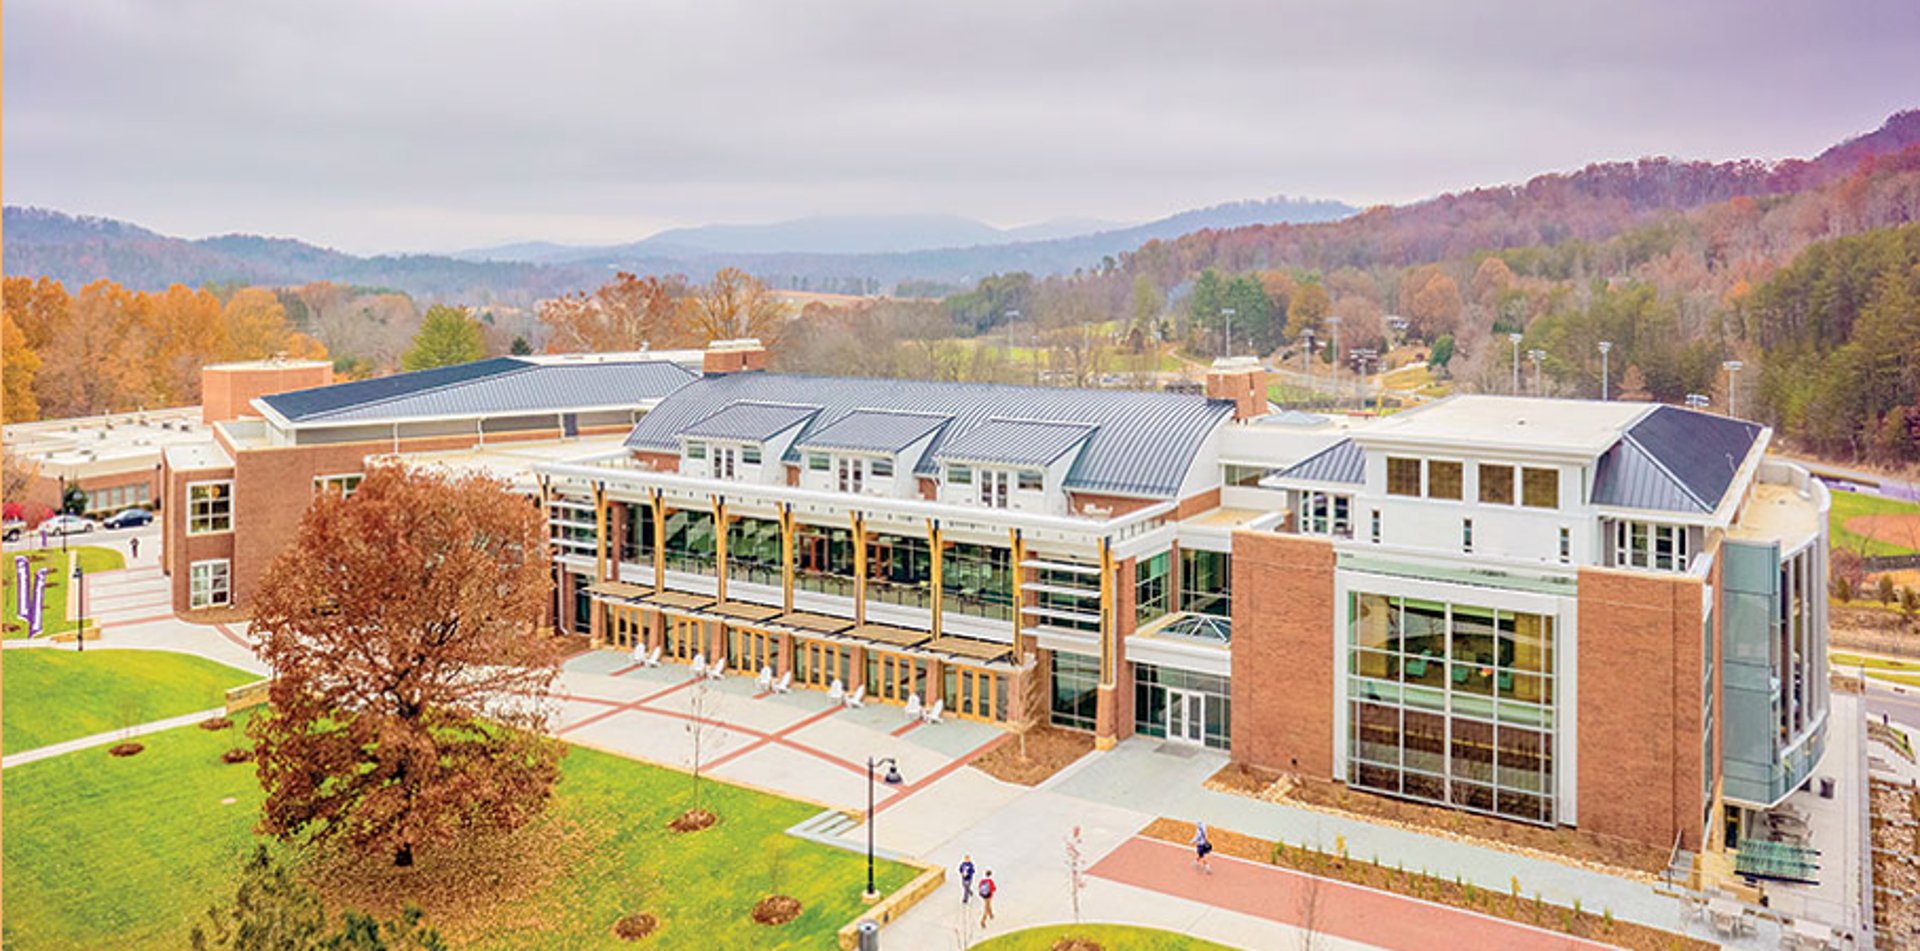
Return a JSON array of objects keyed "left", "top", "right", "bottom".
[
  {"left": 1592, "top": 405, "right": 1763, "bottom": 514},
  {"left": 623, "top": 373, "right": 1233, "bottom": 497},
  {"left": 260, "top": 358, "right": 697, "bottom": 424},
  {"left": 932, "top": 419, "right": 1096, "bottom": 467},
  {"left": 793, "top": 410, "right": 953, "bottom": 453},
  {"left": 1271, "top": 438, "right": 1365, "bottom": 485},
  {"left": 679, "top": 402, "right": 822, "bottom": 441}
]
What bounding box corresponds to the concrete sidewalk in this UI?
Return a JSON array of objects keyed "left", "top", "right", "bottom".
[{"left": 3, "top": 707, "right": 226, "bottom": 768}]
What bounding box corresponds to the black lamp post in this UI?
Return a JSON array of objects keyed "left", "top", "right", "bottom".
[
  {"left": 865, "top": 755, "right": 904, "bottom": 900},
  {"left": 71, "top": 563, "right": 86, "bottom": 652}
]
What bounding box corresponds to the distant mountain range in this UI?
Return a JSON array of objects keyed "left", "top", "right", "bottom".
[
  {"left": 2, "top": 195, "right": 1353, "bottom": 302},
  {"left": 453, "top": 198, "right": 1354, "bottom": 262}
]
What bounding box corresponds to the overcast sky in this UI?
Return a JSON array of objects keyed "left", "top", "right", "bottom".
[{"left": 8, "top": 0, "right": 1919, "bottom": 255}]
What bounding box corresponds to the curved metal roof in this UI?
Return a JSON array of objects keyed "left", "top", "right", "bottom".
[
  {"left": 625, "top": 373, "right": 1232, "bottom": 497},
  {"left": 795, "top": 410, "right": 952, "bottom": 454},
  {"left": 933, "top": 419, "right": 1095, "bottom": 467},
  {"left": 680, "top": 402, "right": 820, "bottom": 441}
]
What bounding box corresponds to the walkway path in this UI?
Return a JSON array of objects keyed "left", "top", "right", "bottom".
[
  {"left": 1090, "top": 836, "right": 1613, "bottom": 951},
  {"left": 2, "top": 706, "right": 226, "bottom": 768}
]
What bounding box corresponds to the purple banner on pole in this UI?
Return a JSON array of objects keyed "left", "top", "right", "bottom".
[
  {"left": 29, "top": 567, "right": 48, "bottom": 637},
  {"left": 13, "top": 556, "right": 26, "bottom": 621}
]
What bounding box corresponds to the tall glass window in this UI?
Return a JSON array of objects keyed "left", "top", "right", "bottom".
[
  {"left": 794, "top": 523, "right": 858, "bottom": 598},
  {"left": 867, "top": 532, "right": 932, "bottom": 609},
  {"left": 1134, "top": 663, "right": 1232, "bottom": 750},
  {"left": 661, "top": 509, "right": 717, "bottom": 574},
  {"left": 1346, "top": 591, "right": 1557, "bottom": 825},
  {"left": 1135, "top": 552, "right": 1171, "bottom": 626},
  {"left": 1051, "top": 652, "right": 1100, "bottom": 731},
  {"left": 943, "top": 542, "right": 1013, "bottom": 622},
  {"left": 726, "top": 516, "right": 783, "bottom": 587},
  {"left": 1180, "top": 549, "right": 1231, "bottom": 618}
]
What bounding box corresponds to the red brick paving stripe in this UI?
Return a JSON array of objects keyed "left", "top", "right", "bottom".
[
  {"left": 213, "top": 623, "right": 252, "bottom": 651},
  {"left": 606, "top": 663, "right": 643, "bottom": 678},
  {"left": 555, "top": 678, "right": 699, "bottom": 736},
  {"left": 888, "top": 719, "right": 923, "bottom": 738},
  {"left": 701, "top": 702, "right": 845, "bottom": 773},
  {"left": 871, "top": 730, "right": 1011, "bottom": 815},
  {"left": 99, "top": 612, "right": 180, "bottom": 630},
  {"left": 1089, "top": 836, "right": 1611, "bottom": 951}
]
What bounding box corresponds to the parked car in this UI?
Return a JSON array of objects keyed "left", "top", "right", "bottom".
[
  {"left": 41, "top": 514, "right": 99, "bottom": 535},
  {"left": 2, "top": 518, "right": 23, "bottom": 542},
  {"left": 103, "top": 508, "right": 154, "bottom": 530}
]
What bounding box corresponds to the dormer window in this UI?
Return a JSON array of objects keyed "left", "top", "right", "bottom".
[
  {"left": 742, "top": 446, "right": 762, "bottom": 465},
  {"left": 948, "top": 464, "right": 972, "bottom": 485},
  {"left": 872, "top": 457, "right": 894, "bottom": 478},
  {"left": 809, "top": 453, "right": 830, "bottom": 471},
  {"left": 1017, "top": 470, "right": 1043, "bottom": 492},
  {"left": 686, "top": 441, "right": 707, "bottom": 460}
]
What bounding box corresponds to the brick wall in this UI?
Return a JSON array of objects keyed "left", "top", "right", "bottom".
[
  {"left": 163, "top": 461, "right": 237, "bottom": 613},
  {"left": 1575, "top": 566, "right": 1707, "bottom": 851},
  {"left": 1229, "top": 530, "right": 1336, "bottom": 776},
  {"left": 202, "top": 363, "right": 334, "bottom": 424}
]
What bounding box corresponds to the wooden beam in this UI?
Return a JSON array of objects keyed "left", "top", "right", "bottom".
[
  {"left": 1098, "top": 537, "right": 1115, "bottom": 687},
  {"left": 650, "top": 488, "right": 666, "bottom": 595},
  {"left": 593, "top": 482, "right": 609, "bottom": 583},
  {"left": 928, "top": 517, "right": 943, "bottom": 641},
  {"left": 712, "top": 493, "right": 728, "bottom": 604},
  {"left": 851, "top": 511, "right": 867, "bottom": 627},
  {"left": 1009, "top": 528, "right": 1026, "bottom": 655},
  {"left": 779, "top": 503, "right": 795, "bottom": 615}
]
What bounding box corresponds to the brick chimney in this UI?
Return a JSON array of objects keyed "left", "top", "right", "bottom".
[
  {"left": 702, "top": 338, "right": 769, "bottom": 375},
  {"left": 201, "top": 357, "right": 335, "bottom": 424},
  {"left": 1204, "top": 357, "right": 1269, "bottom": 421}
]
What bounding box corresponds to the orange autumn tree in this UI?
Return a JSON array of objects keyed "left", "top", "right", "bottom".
[
  {"left": 537, "top": 270, "right": 691, "bottom": 352},
  {"left": 248, "top": 464, "right": 563, "bottom": 867}
]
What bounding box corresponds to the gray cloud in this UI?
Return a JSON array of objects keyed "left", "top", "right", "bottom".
[{"left": 7, "top": 0, "right": 1918, "bottom": 254}]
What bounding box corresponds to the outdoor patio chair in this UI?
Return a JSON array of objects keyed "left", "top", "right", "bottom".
[
  {"left": 845, "top": 684, "right": 866, "bottom": 709},
  {"left": 705, "top": 660, "right": 725, "bottom": 681},
  {"left": 691, "top": 653, "right": 708, "bottom": 678},
  {"left": 827, "top": 678, "right": 845, "bottom": 703},
  {"left": 631, "top": 642, "right": 649, "bottom": 664},
  {"left": 922, "top": 698, "right": 944, "bottom": 724},
  {"left": 756, "top": 665, "right": 774, "bottom": 691},
  {"left": 772, "top": 671, "right": 792, "bottom": 694},
  {"left": 903, "top": 693, "right": 923, "bottom": 720},
  {"left": 646, "top": 646, "right": 663, "bottom": 667}
]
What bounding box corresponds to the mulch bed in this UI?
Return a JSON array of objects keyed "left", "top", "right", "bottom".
[
  {"left": 221, "top": 747, "right": 252, "bottom": 764},
  {"left": 613, "top": 912, "right": 659, "bottom": 941},
  {"left": 1141, "top": 819, "right": 1711, "bottom": 951},
  {"left": 971, "top": 724, "right": 1094, "bottom": 786},
  {"left": 109, "top": 742, "right": 145, "bottom": 757},
  {"left": 1203, "top": 764, "right": 1668, "bottom": 875},
  {"left": 668, "top": 809, "right": 716, "bottom": 833},
  {"left": 199, "top": 717, "right": 234, "bottom": 731},
  {"left": 1050, "top": 938, "right": 1104, "bottom": 951},
  {"left": 750, "top": 895, "right": 801, "bottom": 925}
]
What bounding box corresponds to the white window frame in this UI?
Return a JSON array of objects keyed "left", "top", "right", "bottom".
[
  {"left": 189, "top": 559, "right": 231, "bottom": 609},
  {"left": 186, "top": 480, "right": 234, "bottom": 535},
  {"left": 1614, "top": 521, "right": 1689, "bottom": 572},
  {"left": 314, "top": 472, "right": 364, "bottom": 498},
  {"left": 1298, "top": 491, "right": 1352, "bottom": 538}
]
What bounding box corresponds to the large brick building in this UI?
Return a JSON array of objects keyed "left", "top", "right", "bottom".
[{"left": 183, "top": 342, "right": 1831, "bottom": 861}]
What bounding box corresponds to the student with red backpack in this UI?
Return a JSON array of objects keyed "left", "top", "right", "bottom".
[{"left": 977, "top": 870, "right": 996, "bottom": 928}]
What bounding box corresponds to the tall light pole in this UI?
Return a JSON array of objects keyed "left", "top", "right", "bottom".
[
  {"left": 1220, "top": 307, "right": 1236, "bottom": 357},
  {"left": 1301, "top": 328, "right": 1316, "bottom": 403},
  {"left": 1328, "top": 314, "right": 1343, "bottom": 399},
  {"left": 1004, "top": 309, "right": 1021, "bottom": 381},
  {"left": 71, "top": 563, "right": 86, "bottom": 652},
  {"left": 1527, "top": 349, "right": 1546, "bottom": 395},
  {"left": 1723, "top": 360, "right": 1745, "bottom": 418},
  {"left": 1597, "top": 341, "right": 1613, "bottom": 401},
  {"left": 1508, "top": 333, "right": 1523, "bottom": 395},
  {"left": 865, "top": 755, "right": 903, "bottom": 901}
]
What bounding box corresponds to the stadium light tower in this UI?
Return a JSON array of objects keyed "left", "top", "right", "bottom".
[
  {"left": 1598, "top": 341, "right": 1613, "bottom": 401},
  {"left": 1508, "top": 333, "right": 1524, "bottom": 394},
  {"left": 1723, "top": 360, "right": 1745, "bottom": 418}
]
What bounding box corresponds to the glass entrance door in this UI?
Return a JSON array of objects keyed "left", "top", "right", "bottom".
[
  {"left": 729, "top": 626, "right": 775, "bottom": 674},
  {"left": 1165, "top": 688, "right": 1206, "bottom": 745}
]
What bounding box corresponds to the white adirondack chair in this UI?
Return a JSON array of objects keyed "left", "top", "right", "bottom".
[
  {"left": 756, "top": 665, "right": 775, "bottom": 691},
  {"left": 645, "top": 645, "right": 663, "bottom": 667},
  {"left": 827, "top": 678, "right": 845, "bottom": 703},
  {"left": 705, "top": 658, "right": 725, "bottom": 681},
  {"left": 922, "top": 698, "right": 944, "bottom": 724},
  {"left": 630, "top": 642, "right": 649, "bottom": 664},
  {"left": 902, "top": 693, "right": 923, "bottom": 720},
  {"left": 690, "top": 653, "right": 708, "bottom": 678},
  {"left": 845, "top": 684, "right": 866, "bottom": 709},
  {"left": 772, "top": 671, "right": 793, "bottom": 694}
]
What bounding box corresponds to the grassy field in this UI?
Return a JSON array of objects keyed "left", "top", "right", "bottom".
[
  {"left": 1831, "top": 651, "right": 1920, "bottom": 688},
  {"left": 2, "top": 649, "right": 259, "bottom": 754},
  {"left": 1829, "top": 490, "right": 1920, "bottom": 557},
  {"left": 1, "top": 719, "right": 916, "bottom": 950},
  {"left": 2, "top": 545, "right": 125, "bottom": 639},
  {"left": 973, "top": 924, "right": 1242, "bottom": 950}
]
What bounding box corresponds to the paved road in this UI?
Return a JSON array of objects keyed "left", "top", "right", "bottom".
[{"left": 4, "top": 522, "right": 159, "bottom": 556}]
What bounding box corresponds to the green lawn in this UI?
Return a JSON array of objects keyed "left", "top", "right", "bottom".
[
  {"left": 2, "top": 545, "right": 126, "bottom": 639},
  {"left": 1, "top": 721, "right": 917, "bottom": 950},
  {"left": 1829, "top": 490, "right": 1920, "bottom": 557},
  {"left": 974, "top": 924, "right": 1243, "bottom": 950},
  {"left": 2, "top": 649, "right": 259, "bottom": 754},
  {"left": 1831, "top": 652, "right": 1920, "bottom": 689}
]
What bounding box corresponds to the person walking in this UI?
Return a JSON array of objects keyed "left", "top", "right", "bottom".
[
  {"left": 129, "top": 536, "right": 139, "bottom": 560},
  {"left": 958, "top": 854, "right": 976, "bottom": 904},
  {"left": 977, "top": 870, "right": 996, "bottom": 928},
  {"left": 1193, "top": 821, "right": 1213, "bottom": 873}
]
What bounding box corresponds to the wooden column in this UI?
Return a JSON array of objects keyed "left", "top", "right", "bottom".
[
  {"left": 927, "top": 517, "right": 943, "bottom": 640},
  {"left": 779, "top": 503, "right": 795, "bottom": 615},
  {"left": 1094, "top": 537, "right": 1118, "bottom": 750},
  {"left": 593, "top": 482, "right": 609, "bottom": 583},
  {"left": 712, "top": 494, "right": 728, "bottom": 604},
  {"left": 650, "top": 489, "right": 666, "bottom": 595},
  {"left": 1008, "top": 528, "right": 1027, "bottom": 654},
  {"left": 851, "top": 511, "right": 867, "bottom": 627}
]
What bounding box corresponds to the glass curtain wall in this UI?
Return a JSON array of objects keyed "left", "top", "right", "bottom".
[
  {"left": 661, "top": 509, "right": 716, "bottom": 574},
  {"left": 943, "top": 542, "right": 1014, "bottom": 622},
  {"left": 1346, "top": 591, "right": 1556, "bottom": 824},
  {"left": 867, "top": 532, "right": 933, "bottom": 609},
  {"left": 1133, "top": 663, "right": 1232, "bottom": 750},
  {"left": 620, "top": 502, "right": 655, "bottom": 563},
  {"left": 794, "top": 523, "right": 858, "bottom": 598},
  {"left": 727, "top": 516, "right": 783, "bottom": 588},
  {"left": 1050, "top": 652, "right": 1100, "bottom": 731},
  {"left": 1180, "top": 550, "right": 1231, "bottom": 617},
  {"left": 1136, "top": 552, "right": 1171, "bottom": 627}
]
